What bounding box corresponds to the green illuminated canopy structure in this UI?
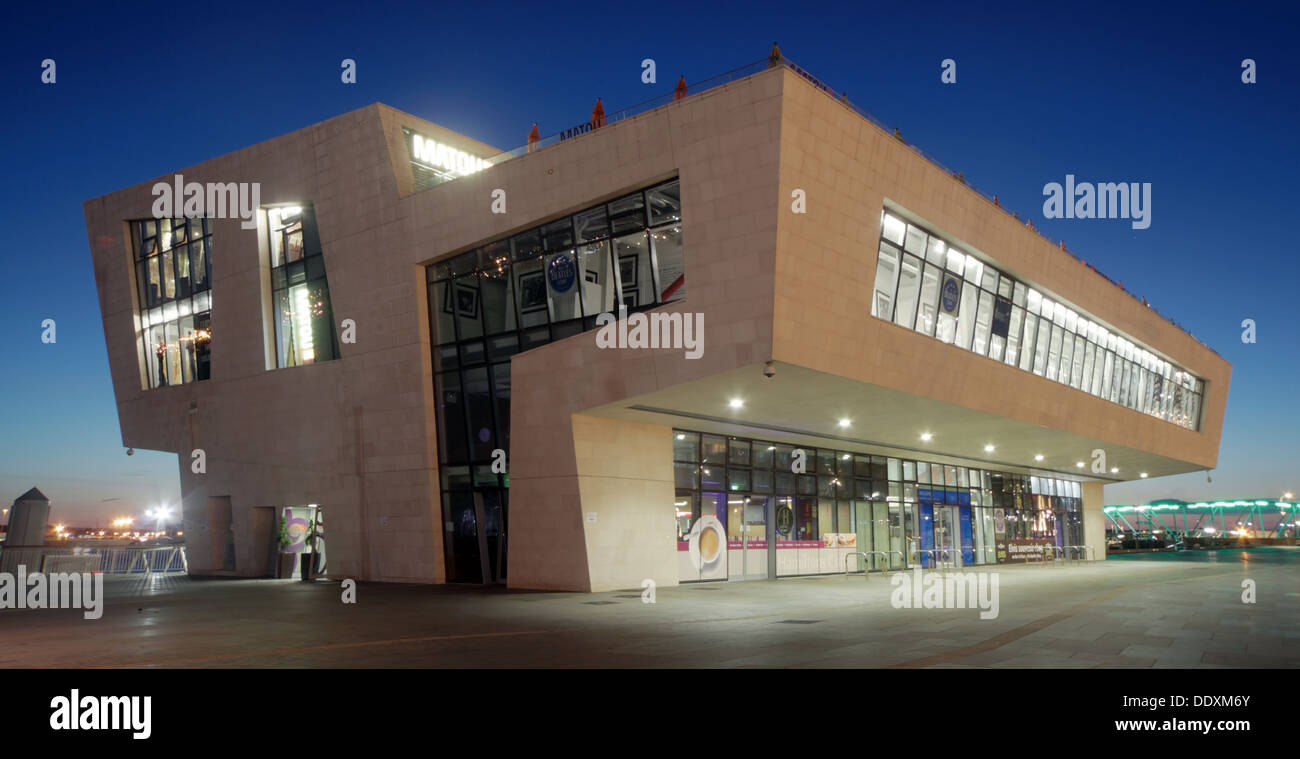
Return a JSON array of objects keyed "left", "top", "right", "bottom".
[{"left": 1103, "top": 498, "right": 1299, "bottom": 538}]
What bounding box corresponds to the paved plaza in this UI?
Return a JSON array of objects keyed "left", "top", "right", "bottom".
[{"left": 2, "top": 548, "right": 1296, "bottom": 668}]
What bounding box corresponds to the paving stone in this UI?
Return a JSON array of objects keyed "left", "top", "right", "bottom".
[{"left": 2, "top": 551, "right": 1297, "bottom": 669}]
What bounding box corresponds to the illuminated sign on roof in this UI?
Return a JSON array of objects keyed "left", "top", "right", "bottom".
[{"left": 408, "top": 131, "right": 492, "bottom": 178}]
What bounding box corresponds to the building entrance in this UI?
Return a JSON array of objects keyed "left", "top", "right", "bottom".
[
  {"left": 672, "top": 429, "right": 1082, "bottom": 582},
  {"left": 728, "top": 494, "right": 774, "bottom": 580}
]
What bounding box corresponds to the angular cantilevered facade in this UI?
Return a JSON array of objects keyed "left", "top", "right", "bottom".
[{"left": 84, "top": 61, "right": 1229, "bottom": 592}]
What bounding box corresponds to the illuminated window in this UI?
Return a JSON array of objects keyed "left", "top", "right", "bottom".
[
  {"left": 425, "top": 179, "right": 682, "bottom": 582},
  {"left": 871, "top": 207, "right": 1203, "bottom": 430},
  {"left": 130, "top": 218, "right": 212, "bottom": 388},
  {"left": 267, "top": 205, "right": 339, "bottom": 368}
]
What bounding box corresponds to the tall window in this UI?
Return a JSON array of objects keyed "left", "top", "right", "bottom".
[
  {"left": 267, "top": 206, "right": 339, "bottom": 368},
  {"left": 425, "top": 178, "right": 682, "bottom": 582},
  {"left": 131, "top": 218, "right": 212, "bottom": 388}
]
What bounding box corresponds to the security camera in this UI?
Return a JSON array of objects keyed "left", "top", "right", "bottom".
[
  {"left": 126, "top": 448, "right": 135, "bottom": 456},
  {"left": 763, "top": 361, "right": 776, "bottom": 378}
]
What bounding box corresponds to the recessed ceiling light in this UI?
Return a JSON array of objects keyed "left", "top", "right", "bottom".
[
  {"left": 1140, "top": 472, "right": 1148, "bottom": 478},
  {"left": 1034, "top": 454, "right": 1044, "bottom": 462},
  {"left": 729, "top": 398, "right": 743, "bottom": 409},
  {"left": 676, "top": 434, "right": 685, "bottom": 440},
  {"left": 838, "top": 419, "right": 851, "bottom": 428},
  {"left": 984, "top": 444, "right": 995, "bottom": 453},
  {"left": 1076, "top": 462, "right": 1085, "bottom": 468},
  {"left": 1110, "top": 467, "right": 1119, "bottom": 473},
  {"left": 841, "top": 454, "right": 850, "bottom": 460},
  {"left": 920, "top": 433, "right": 932, "bottom": 442}
]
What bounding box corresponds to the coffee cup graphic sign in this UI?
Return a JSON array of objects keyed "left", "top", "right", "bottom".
[{"left": 687, "top": 516, "right": 726, "bottom": 579}]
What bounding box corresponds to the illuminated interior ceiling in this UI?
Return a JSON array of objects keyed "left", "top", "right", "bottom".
[{"left": 582, "top": 362, "right": 1208, "bottom": 483}]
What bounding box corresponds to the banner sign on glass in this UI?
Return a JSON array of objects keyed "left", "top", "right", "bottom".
[
  {"left": 775, "top": 505, "right": 793, "bottom": 536},
  {"left": 991, "top": 298, "right": 1012, "bottom": 338},
  {"left": 547, "top": 254, "right": 576, "bottom": 294},
  {"left": 940, "top": 273, "right": 962, "bottom": 315}
]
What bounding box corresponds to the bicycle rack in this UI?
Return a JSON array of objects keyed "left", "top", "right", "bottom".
[
  {"left": 913, "top": 548, "right": 939, "bottom": 573},
  {"left": 936, "top": 545, "right": 956, "bottom": 573},
  {"left": 1048, "top": 545, "right": 1066, "bottom": 566},
  {"left": 1065, "top": 545, "right": 1095, "bottom": 564},
  {"left": 844, "top": 550, "right": 895, "bottom": 580}
]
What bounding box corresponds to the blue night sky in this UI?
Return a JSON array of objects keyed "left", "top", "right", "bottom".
[{"left": 1, "top": 1, "right": 1297, "bottom": 524}]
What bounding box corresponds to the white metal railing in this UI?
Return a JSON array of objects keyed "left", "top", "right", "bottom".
[{"left": 0, "top": 545, "right": 187, "bottom": 575}]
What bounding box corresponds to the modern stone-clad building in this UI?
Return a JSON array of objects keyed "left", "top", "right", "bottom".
[{"left": 83, "top": 57, "right": 1229, "bottom": 591}]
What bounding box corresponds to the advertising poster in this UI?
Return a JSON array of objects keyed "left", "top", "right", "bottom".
[
  {"left": 681, "top": 516, "right": 727, "bottom": 580},
  {"left": 997, "top": 537, "right": 1053, "bottom": 564}
]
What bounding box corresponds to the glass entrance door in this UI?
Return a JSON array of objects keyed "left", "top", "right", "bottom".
[
  {"left": 933, "top": 504, "right": 954, "bottom": 567},
  {"left": 855, "top": 500, "right": 903, "bottom": 571},
  {"left": 728, "top": 495, "right": 770, "bottom": 580},
  {"left": 956, "top": 505, "right": 974, "bottom": 566}
]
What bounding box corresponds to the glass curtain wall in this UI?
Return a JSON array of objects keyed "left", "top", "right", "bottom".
[
  {"left": 671, "top": 427, "right": 1083, "bottom": 580},
  {"left": 873, "top": 209, "right": 1204, "bottom": 430},
  {"left": 427, "top": 179, "right": 682, "bottom": 582},
  {"left": 130, "top": 218, "right": 213, "bottom": 388}
]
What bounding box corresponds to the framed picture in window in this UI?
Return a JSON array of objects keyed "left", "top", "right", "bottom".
[
  {"left": 618, "top": 254, "right": 639, "bottom": 289},
  {"left": 442, "top": 281, "right": 480, "bottom": 320},
  {"left": 518, "top": 270, "right": 548, "bottom": 314},
  {"left": 284, "top": 227, "right": 304, "bottom": 262}
]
